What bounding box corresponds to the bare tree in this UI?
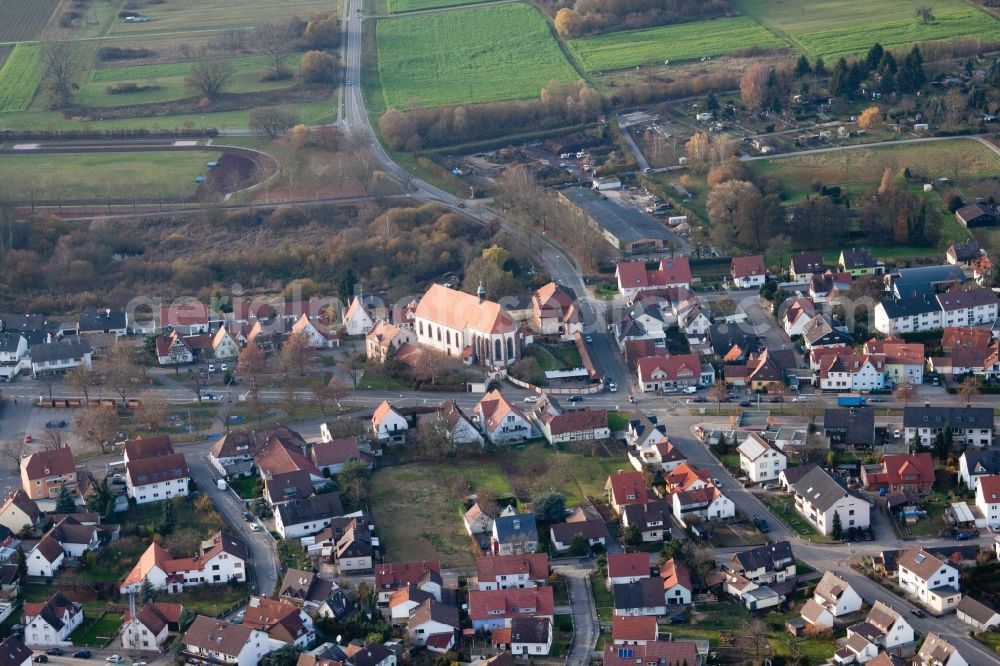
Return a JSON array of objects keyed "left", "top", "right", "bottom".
[
  {"left": 345, "top": 353, "right": 364, "bottom": 389},
  {"left": 314, "top": 377, "right": 349, "bottom": 415},
  {"left": 75, "top": 405, "right": 122, "bottom": 452},
  {"left": 104, "top": 339, "right": 139, "bottom": 405},
  {"left": 237, "top": 344, "right": 267, "bottom": 375},
  {"left": 65, "top": 364, "right": 97, "bottom": 402},
  {"left": 41, "top": 429, "right": 65, "bottom": 451},
  {"left": 280, "top": 332, "right": 312, "bottom": 377},
  {"left": 134, "top": 394, "right": 169, "bottom": 432},
  {"left": 185, "top": 368, "right": 206, "bottom": 403},
  {"left": 893, "top": 381, "right": 916, "bottom": 406},
  {"left": 255, "top": 22, "right": 291, "bottom": 79},
  {"left": 957, "top": 375, "right": 979, "bottom": 403},
  {"left": 916, "top": 6, "right": 934, "bottom": 23},
  {"left": 185, "top": 60, "right": 235, "bottom": 99},
  {"left": 249, "top": 106, "right": 298, "bottom": 140},
  {"left": 1, "top": 439, "right": 29, "bottom": 466},
  {"left": 39, "top": 41, "right": 83, "bottom": 108}
]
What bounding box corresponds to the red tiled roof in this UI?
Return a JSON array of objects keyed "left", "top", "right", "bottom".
[
  {"left": 312, "top": 439, "right": 360, "bottom": 467},
  {"left": 21, "top": 447, "right": 75, "bottom": 480},
  {"left": 607, "top": 553, "right": 649, "bottom": 580},
  {"left": 375, "top": 561, "right": 441, "bottom": 591},
  {"left": 467, "top": 587, "right": 554, "bottom": 621},
  {"left": 415, "top": 284, "right": 515, "bottom": 335},
  {"left": 979, "top": 475, "right": 1000, "bottom": 503},
  {"left": 863, "top": 453, "right": 934, "bottom": 488},
  {"left": 476, "top": 554, "right": 548, "bottom": 583},
  {"left": 636, "top": 354, "right": 701, "bottom": 383},
  {"left": 731, "top": 255, "right": 765, "bottom": 279},
  {"left": 606, "top": 470, "right": 650, "bottom": 506},
  {"left": 544, "top": 409, "right": 608, "bottom": 436},
  {"left": 611, "top": 616, "right": 657, "bottom": 643},
  {"left": 660, "top": 559, "right": 692, "bottom": 592},
  {"left": 602, "top": 641, "right": 698, "bottom": 666}
]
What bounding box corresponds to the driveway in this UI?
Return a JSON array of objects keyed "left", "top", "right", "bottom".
[
  {"left": 553, "top": 564, "right": 598, "bottom": 666},
  {"left": 188, "top": 452, "right": 279, "bottom": 595}
]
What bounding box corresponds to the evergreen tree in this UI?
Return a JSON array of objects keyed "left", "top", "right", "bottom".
[
  {"left": 896, "top": 46, "right": 926, "bottom": 94},
  {"left": 705, "top": 91, "right": 719, "bottom": 113},
  {"left": 865, "top": 43, "right": 884, "bottom": 73},
  {"left": 933, "top": 431, "right": 949, "bottom": 461},
  {"left": 141, "top": 575, "right": 157, "bottom": 603},
  {"left": 55, "top": 483, "right": 76, "bottom": 514},
  {"left": 160, "top": 499, "right": 177, "bottom": 535},
  {"left": 813, "top": 56, "right": 827, "bottom": 76},
  {"left": 794, "top": 55, "right": 812, "bottom": 78},
  {"left": 829, "top": 57, "right": 850, "bottom": 97},
  {"left": 847, "top": 61, "right": 866, "bottom": 94},
  {"left": 831, "top": 511, "right": 843, "bottom": 541},
  {"left": 16, "top": 545, "right": 26, "bottom": 580}
]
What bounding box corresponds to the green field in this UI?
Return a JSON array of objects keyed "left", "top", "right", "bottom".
[
  {"left": 0, "top": 44, "right": 41, "bottom": 112},
  {"left": 0, "top": 151, "right": 221, "bottom": 200},
  {"left": 80, "top": 53, "right": 305, "bottom": 107},
  {"left": 734, "top": 0, "right": 1000, "bottom": 58},
  {"left": 568, "top": 16, "right": 789, "bottom": 72},
  {"left": 69, "top": 613, "right": 124, "bottom": 647},
  {"left": 376, "top": 2, "right": 580, "bottom": 109},
  {"left": 385, "top": 0, "right": 499, "bottom": 13},
  {"left": 108, "top": 0, "right": 339, "bottom": 35},
  {"left": 0, "top": 0, "right": 59, "bottom": 42}
]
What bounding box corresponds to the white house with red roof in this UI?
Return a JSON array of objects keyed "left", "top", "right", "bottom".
[
  {"left": 121, "top": 601, "right": 184, "bottom": 651},
  {"left": 814, "top": 349, "right": 886, "bottom": 392},
  {"left": 414, "top": 284, "right": 519, "bottom": 367},
  {"left": 24, "top": 592, "right": 82, "bottom": 646},
  {"left": 374, "top": 561, "right": 442, "bottom": 605},
  {"left": 605, "top": 470, "right": 650, "bottom": 513},
  {"left": 120, "top": 533, "right": 247, "bottom": 594},
  {"left": 615, "top": 258, "right": 692, "bottom": 299},
  {"left": 975, "top": 475, "right": 1000, "bottom": 529},
  {"left": 672, "top": 485, "right": 734, "bottom": 523},
  {"left": 660, "top": 559, "right": 692, "bottom": 605},
  {"left": 372, "top": 401, "right": 408, "bottom": 444},
  {"left": 610, "top": 616, "right": 658, "bottom": 645},
  {"left": 783, "top": 297, "right": 816, "bottom": 337},
  {"left": 211, "top": 325, "right": 242, "bottom": 360},
  {"left": 468, "top": 587, "right": 554, "bottom": 631},
  {"left": 291, "top": 314, "right": 340, "bottom": 348},
  {"left": 366, "top": 321, "right": 415, "bottom": 363},
  {"left": 602, "top": 641, "right": 698, "bottom": 666},
  {"left": 311, "top": 438, "right": 363, "bottom": 475},
  {"left": 636, "top": 354, "right": 711, "bottom": 393},
  {"left": 475, "top": 553, "right": 548, "bottom": 591},
  {"left": 342, "top": 297, "right": 375, "bottom": 337},
  {"left": 473, "top": 390, "right": 535, "bottom": 444},
  {"left": 528, "top": 395, "right": 609, "bottom": 444},
  {"left": 531, "top": 282, "right": 583, "bottom": 337},
  {"left": 606, "top": 553, "right": 650, "bottom": 587},
  {"left": 731, "top": 255, "right": 766, "bottom": 289},
  {"left": 155, "top": 331, "right": 194, "bottom": 366}
]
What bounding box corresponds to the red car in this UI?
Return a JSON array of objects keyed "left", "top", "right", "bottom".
[{"left": 23, "top": 435, "right": 32, "bottom": 443}]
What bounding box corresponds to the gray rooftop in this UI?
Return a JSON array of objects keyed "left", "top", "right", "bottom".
[{"left": 560, "top": 187, "right": 672, "bottom": 246}]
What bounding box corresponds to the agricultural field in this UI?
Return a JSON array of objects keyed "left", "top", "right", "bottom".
[
  {"left": 375, "top": 2, "right": 580, "bottom": 109},
  {"left": 0, "top": 0, "right": 59, "bottom": 42},
  {"left": 568, "top": 16, "right": 789, "bottom": 72},
  {"left": 107, "top": 0, "right": 339, "bottom": 35},
  {"left": 383, "top": 0, "right": 498, "bottom": 14},
  {"left": 748, "top": 138, "right": 1000, "bottom": 202},
  {"left": 0, "top": 151, "right": 221, "bottom": 200},
  {"left": 0, "top": 43, "right": 41, "bottom": 111},
  {"left": 734, "top": 0, "right": 1000, "bottom": 58},
  {"left": 79, "top": 53, "right": 306, "bottom": 107}
]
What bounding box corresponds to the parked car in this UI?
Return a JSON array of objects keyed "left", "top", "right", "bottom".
[
  {"left": 34, "top": 656, "right": 48, "bottom": 663},
  {"left": 106, "top": 656, "right": 122, "bottom": 663},
  {"left": 893, "top": 429, "right": 901, "bottom": 438},
  {"left": 607, "top": 382, "right": 617, "bottom": 392},
  {"left": 567, "top": 395, "right": 583, "bottom": 402},
  {"left": 111, "top": 474, "right": 125, "bottom": 484},
  {"left": 73, "top": 651, "right": 91, "bottom": 659},
  {"left": 243, "top": 512, "right": 254, "bottom": 522},
  {"left": 208, "top": 364, "right": 216, "bottom": 373},
  {"left": 682, "top": 386, "right": 697, "bottom": 394},
  {"left": 752, "top": 514, "right": 770, "bottom": 533},
  {"left": 954, "top": 531, "right": 974, "bottom": 541},
  {"left": 739, "top": 400, "right": 752, "bottom": 407},
  {"left": 523, "top": 396, "right": 539, "bottom": 403},
  {"left": 692, "top": 396, "right": 706, "bottom": 403},
  {"left": 910, "top": 609, "right": 925, "bottom": 618},
  {"left": 585, "top": 335, "right": 593, "bottom": 343},
  {"left": 220, "top": 364, "right": 228, "bottom": 372},
  {"left": 46, "top": 649, "right": 64, "bottom": 657},
  {"left": 667, "top": 613, "right": 688, "bottom": 624},
  {"left": 250, "top": 523, "right": 262, "bottom": 532}
]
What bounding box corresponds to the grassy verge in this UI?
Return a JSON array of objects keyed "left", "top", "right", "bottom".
[
  {"left": 758, "top": 493, "right": 834, "bottom": 543},
  {"left": 69, "top": 613, "right": 123, "bottom": 647},
  {"left": 590, "top": 570, "right": 614, "bottom": 621}
]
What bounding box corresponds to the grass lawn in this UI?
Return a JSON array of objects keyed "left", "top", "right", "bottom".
[
  {"left": 375, "top": 3, "right": 579, "bottom": 109},
  {"left": 0, "top": 44, "right": 42, "bottom": 112},
  {"left": 0, "top": 151, "right": 220, "bottom": 200},
  {"left": 108, "top": 0, "right": 339, "bottom": 35},
  {"left": 591, "top": 570, "right": 614, "bottom": 621},
  {"left": 607, "top": 411, "right": 630, "bottom": 432},
  {"left": 594, "top": 283, "right": 617, "bottom": 300},
  {"left": 69, "top": 613, "right": 124, "bottom": 647},
  {"left": 229, "top": 475, "right": 263, "bottom": 500},
  {"left": 170, "top": 583, "right": 250, "bottom": 616},
  {"left": 385, "top": 0, "right": 500, "bottom": 13},
  {"left": 80, "top": 53, "right": 306, "bottom": 107},
  {"left": 552, "top": 346, "right": 583, "bottom": 369},
  {"left": 568, "top": 16, "right": 788, "bottom": 72},
  {"left": 759, "top": 493, "right": 834, "bottom": 543},
  {"left": 979, "top": 631, "right": 1000, "bottom": 651},
  {"left": 369, "top": 442, "right": 623, "bottom": 568},
  {"left": 898, "top": 494, "right": 948, "bottom": 537},
  {"left": 734, "top": 0, "right": 1000, "bottom": 58}
]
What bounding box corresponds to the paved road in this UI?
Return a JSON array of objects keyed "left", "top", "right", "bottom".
[{"left": 553, "top": 564, "right": 598, "bottom": 666}]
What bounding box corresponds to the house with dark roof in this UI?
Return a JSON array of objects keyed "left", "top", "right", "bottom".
[
  {"left": 789, "top": 252, "right": 826, "bottom": 281},
  {"left": 374, "top": 561, "right": 442, "bottom": 605},
  {"left": 621, "top": 500, "right": 672, "bottom": 543},
  {"left": 0, "top": 636, "right": 32, "bottom": 666},
  {"left": 874, "top": 294, "right": 942, "bottom": 335},
  {"left": 955, "top": 202, "right": 998, "bottom": 228},
  {"left": 903, "top": 405, "right": 994, "bottom": 448},
  {"left": 24, "top": 592, "right": 83, "bottom": 646},
  {"left": 946, "top": 240, "right": 983, "bottom": 266},
  {"left": 550, "top": 511, "right": 607, "bottom": 553},
  {"left": 279, "top": 569, "right": 334, "bottom": 609},
  {"left": 916, "top": 633, "right": 968, "bottom": 666},
  {"left": 274, "top": 493, "right": 345, "bottom": 539},
  {"left": 491, "top": 506, "right": 538, "bottom": 556},
  {"left": 0, "top": 491, "right": 39, "bottom": 535},
  {"left": 29, "top": 339, "right": 92, "bottom": 378},
  {"left": 0, "top": 333, "right": 28, "bottom": 381},
  {"left": 824, "top": 409, "right": 876, "bottom": 448},
  {"left": 125, "top": 443, "right": 189, "bottom": 505},
  {"left": 707, "top": 321, "right": 759, "bottom": 361},
  {"left": 407, "top": 599, "right": 459, "bottom": 651},
  {"left": 792, "top": 466, "right": 870, "bottom": 535},
  {"left": 958, "top": 448, "right": 1000, "bottom": 489},
  {"left": 837, "top": 600, "right": 914, "bottom": 663},
  {"left": 956, "top": 595, "right": 1000, "bottom": 631},
  {"left": 27, "top": 516, "right": 111, "bottom": 577},
  {"left": 725, "top": 542, "right": 796, "bottom": 585},
  {"left": 838, "top": 248, "right": 883, "bottom": 276},
  {"left": 504, "top": 616, "right": 552, "bottom": 656},
  {"left": 182, "top": 615, "right": 271, "bottom": 666},
  {"left": 121, "top": 601, "right": 184, "bottom": 651},
  {"left": 209, "top": 427, "right": 305, "bottom": 477},
  {"left": 889, "top": 264, "right": 967, "bottom": 299},
  {"left": 613, "top": 578, "right": 666, "bottom": 617}
]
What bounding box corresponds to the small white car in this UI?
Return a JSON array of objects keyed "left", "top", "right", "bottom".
[
  {"left": 682, "top": 386, "right": 697, "bottom": 394},
  {"left": 208, "top": 364, "right": 216, "bottom": 373},
  {"left": 106, "top": 656, "right": 122, "bottom": 664},
  {"left": 220, "top": 364, "right": 228, "bottom": 372},
  {"left": 523, "top": 396, "right": 539, "bottom": 403},
  {"left": 893, "top": 429, "right": 901, "bottom": 438}
]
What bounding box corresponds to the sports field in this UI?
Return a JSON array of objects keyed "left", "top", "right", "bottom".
[
  {"left": 108, "top": 0, "right": 339, "bottom": 35},
  {"left": 0, "top": 44, "right": 41, "bottom": 112},
  {"left": 79, "top": 53, "right": 305, "bottom": 107},
  {"left": 0, "top": 0, "right": 59, "bottom": 42},
  {"left": 376, "top": 2, "right": 579, "bottom": 109},
  {"left": 0, "top": 151, "right": 221, "bottom": 200},
  {"left": 734, "top": 0, "right": 1000, "bottom": 58},
  {"left": 568, "top": 16, "right": 789, "bottom": 72}
]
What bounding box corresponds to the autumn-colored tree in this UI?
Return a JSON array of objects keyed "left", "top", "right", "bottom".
[
  {"left": 134, "top": 394, "right": 169, "bottom": 433},
  {"left": 553, "top": 8, "right": 584, "bottom": 38},
  {"left": 740, "top": 62, "right": 771, "bottom": 111},
  {"left": 237, "top": 344, "right": 267, "bottom": 375},
  {"left": 281, "top": 331, "right": 313, "bottom": 377},
  {"left": 297, "top": 50, "right": 337, "bottom": 84},
  {"left": 858, "top": 106, "right": 881, "bottom": 130},
  {"left": 707, "top": 157, "right": 749, "bottom": 188},
  {"left": 65, "top": 363, "right": 97, "bottom": 402},
  {"left": 104, "top": 338, "right": 139, "bottom": 405},
  {"left": 957, "top": 375, "right": 979, "bottom": 403},
  {"left": 893, "top": 381, "right": 916, "bottom": 406},
  {"left": 75, "top": 404, "right": 121, "bottom": 451},
  {"left": 707, "top": 179, "right": 758, "bottom": 230}
]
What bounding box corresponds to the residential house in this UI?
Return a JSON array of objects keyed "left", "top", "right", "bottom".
[
  {"left": 119, "top": 532, "right": 247, "bottom": 594},
  {"left": 257, "top": 436, "right": 325, "bottom": 507},
  {"left": 956, "top": 595, "right": 1000, "bottom": 631},
  {"left": 837, "top": 601, "right": 914, "bottom": 663},
  {"left": 621, "top": 500, "right": 672, "bottom": 543},
  {"left": 26, "top": 534, "right": 64, "bottom": 577},
  {"left": 809, "top": 271, "right": 853, "bottom": 305},
  {"left": 897, "top": 547, "right": 962, "bottom": 613},
  {"left": 976, "top": 475, "right": 1000, "bottom": 529},
  {"left": 121, "top": 601, "right": 183, "bottom": 652},
  {"left": 209, "top": 427, "right": 304, "bottom": 478},
  {"left": 550, "top": 512, "right": 606, "bottom": 553},
  {"left": 366, "top": 321, "right": 415, "bottom": 363},
  {"left": 491, "top": 506, "right": 538, "bottom": 556},
  {"left": 414, "top": 284, "right": 520, "bottom": 367},
  {"left": 677, "top": 303, "right": 711, "bottom": 342},
  {"left": 861, "top": 453, "right": 935, "bottom": 494},
  {"left": 0, "top": 333, "right": 28, "bottom": 381},
  {"left": 430, "top": 400, "right": 484, "bottom": 446},
  {"left": 783, "top": 297, "right": 817, "bottom": 337},
  {"left": 311, "top": 439, "right": 363, "bottom": 476},
  {"left": 291, "top": 314, "right": 339, "bottom": 348},
  {"left": 474, "top": 390, "right": 535, "bottom": 445},
  {"left": 610, "top": 616, "right": 658, "bottom": 645},
  {"left": 789, "top": 252, "right": 826, "bottom": 281},
  {"left": 155, "top": 331, "right": 194, "bottom": 366},
  {"left": 475, "top": 553, "right": 548, "bottom": 591},
  {"left": 182, "top": 616, "right": 271, "bottom": 666},
  {"left": 958, "top": 449, "right": 1000, "bottom": 490},
  {"left": 824, "top": 409, "right": 876, "bottom": 448},
  {"left": 660, "top": 559, "right": 692, "bottom": 606},
  {"left": 628, "top": 439, "right": 685, "bottom": 474},
  {"left": 625, "top": 413, "right": 668, "bottom": 453},
  {"left": 672, "top": 484, "right": 734, "bottom": 523},
  {"left": 0, "top": 636, "right": 32, "bottom": 666},
  {"left": 874, "top": 295, "right": 942, "bottom": 336},
  {"left": 504, "top": 617, "right": 552, "bottom": 656},
  {"left": 315, "top": 590, "right": 353, "bottom": 620},
  {"left": 23, "top": 592, "right": 83, "bottom": 646},
  {"left": 778, "top": 464, "right": 817, "bottom": 493},
  {"left": 27, "top": 515, "right": 110, "bottom": 577},
  {"left": 838, "top": 249, "right": 882, "bottom": 276},
  {"left": 372, "top": 401, "right": 408, "bottom": 445},
  {"left": 955, "top": 202, "right": 998, "bottom": 228},
  {"left": 937, "top": 288, "right": 998, "bottom": 329},
  {"left": 374, "top": 561, "right": 442, "bottom": 605},
  {"left": 529, "top": 396, "right": 609, "bottom": 444},
  {"left": 0, "top": 491, "right": 39, "bottom": 535},
  {"left": 601, "top": 642, "right": 698, "bottom": 666},
  {"left": 726, "top": 542, "right": 796, "bottom": 585},
  {"left": 332, "top": 521, "right": 373, "bottom": 573},
  {"left": 605, "top": 470, "right": 650, "bottom": 513},
  {"left": 607, "top": 553, "right": 650, "bottom": 587},
  {"left": 916, "top": 633, "right": 968, "bottom": 666},
  {"left": 407, "top": 599, "right": 459, "bottom": 651},
  {"left": 800, "top": 572, "right": 862, "bottom": 629},
  {"left": 125, "top": 445, "right": 189, "bottom": 505},
  {"left": 612, "top": 578, "right": 666, "bottom": 617},
  {"left": 342, "top": 297, "right": 375, "bottom": 337},
  {"left": 792, "top": 466, "right": 870, "bottom": 536},
  {"left": 946, "top": 240, "right": 983, "bottom": 266},
  {"left": 903, "top": 405, "right": 994, "bottom": 448},
  {"left": 242, "top": 596, "right": 315, "bottom": 649},
  {"left": 615, "top": 259, "right": 692, "bottom": 299},
  {"left": 211, "top": 325, "right": 242, "bottom": 360},
  {"left": 731, "top": 255, "right": 766, "bottom": 289},
  {"left": 274, "top": 493, "right": 345, "bottom": 540},
  {"left": 531, "top": 282, "right": 583, "bottom": 336},
  {"left": 862, "top": 338, "right": 925, "bottom": 386},
  {"left": 636, "top": 354, "right": 712, "bottom": 393},
  {"left": 615, "top": 304, "right": 666, "bottom": 350},
  {"left": 930, "top": 327, "right": 996, "bottom": 378},
  {"left": 814, "top": 349, "right": 885, "bottom": 392},
  {"left": 737, "top": 433, "right": 787, "bottom": 484},
  {"left": 30, "top": 340, "right": 92, "bottom": 378},
  {"left": 802, "top": 314, "right": 854, "bottom": 351},
  {"left": 468, "top": 587, "right": 554, "bottom": 630},
  {"left": 463, "top": 503, "right": 493, "bottom": 542},
  {"left": 279, "top": 568, "right": 334, "bottom": 609}
]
